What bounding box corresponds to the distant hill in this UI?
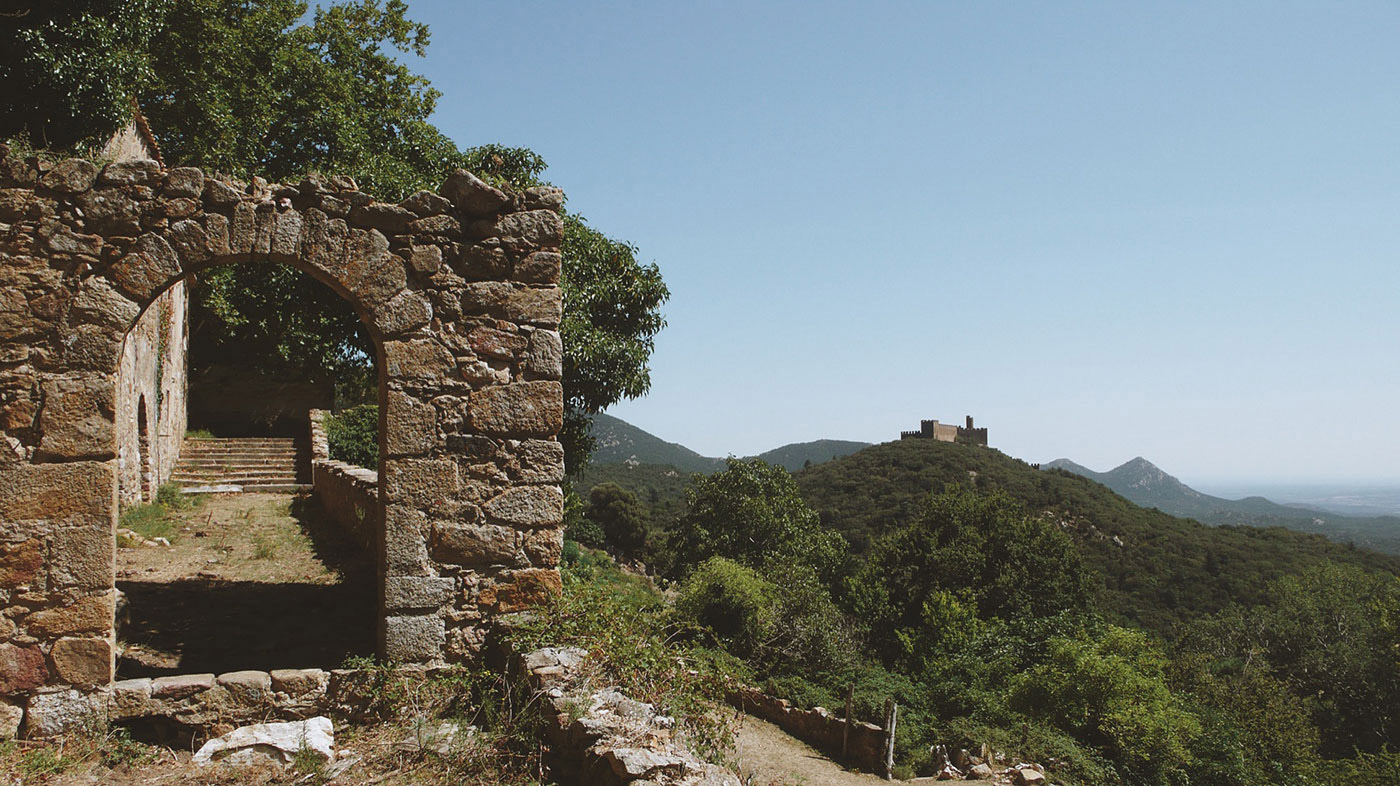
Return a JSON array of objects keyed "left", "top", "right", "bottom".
[
  {"left": 1044, "top": 457, "right": 1400, "bottom": 554},
  {"left": 585, "top": 414, "right": 870, "bottom": 474},
  {"left": 795, "top": 440, "right": 1400, "bottom": 635}
]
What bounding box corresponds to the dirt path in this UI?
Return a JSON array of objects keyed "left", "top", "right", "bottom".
[{"left": 733, "top": 715, "right": 894, "bottom": 786}]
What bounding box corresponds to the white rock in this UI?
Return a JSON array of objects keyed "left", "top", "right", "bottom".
[
  {"left": 25, "top": 688, "right": 107, "bottom": 737},
  {"left": 193, "top": 716, "right": 334, "bottom": 767}
]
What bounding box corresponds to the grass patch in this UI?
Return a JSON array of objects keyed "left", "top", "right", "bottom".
[
  {"left": 185, "top": 428, "right": 216, "bottom": 439},
  {"left": 119, "top": 483, "right": 201, "bottom": 543}
]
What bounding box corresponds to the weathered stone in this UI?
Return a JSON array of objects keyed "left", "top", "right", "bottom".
[
  {"left": 457, "top": 243, "right": 510, "bottom": 280},
  {"left": 400, "top": 189, "right": 451, "bottom": 216},
  {"left": 459, "top": 281, "right": 511, "bottom": 313},
  {"left": 432, "top": 522, "right": 519, "bottom": 566},
  {"left": 217, "top": 670, "right": 272, "bottom": 705},
  {"left": 439, "top": 170, "right": 509, "bottom": 217},
  {"left": 606, "top": 748, "right": 688, "bottom": 779},
  {"left": 468, "top": 326, "right": 527, "bottom": 360},
  {"left": 383, "top": 505, "right": 431, "bottom": 575},
  {"left": 271, "top": 209, "right": 303, "bottom": 256},
  {"left": 515, "top": 439, "right": 565, "bottom": 483},
  {"left": 24, "top": 687, "right": 107, "bottom": 737},
  {"left": 383, "top": 615, "right": 445, "bottom": 662},
  {"left": 483, "top": 485, "right": 564, "bottom": 528},
  {"left": 343, "top": 228, "right": 407, "bottom": 305},
  {"left": 516, "top": 250, "right": 561, "bottom": 284},
  {"left": 523, "top": 527, "right": 563, "bottom": 566},
  {"left": 524, "top": 329, "right": 563, "bottom": 379},
  {"left": 26, "top": 593, "right": 115, "bottom": 638},
  {"left": 194, "top": 717, "right": 334, "bottom": 767},
  {"left": 470, "top": 381, "right": 563, "bottom": 437},
  {"left": 1013, "top": 767, "right": 1047, "bottom": 786},
  {"left": 99, "top": 160, "right": 161, "bottom": 186},
  {"left": 40, "top": 159, "right": 100, "bottom": 193},
  {"left": 505, "top": 286, "right": 562, "bottom": 326},
  {"left": 481, "top": 568, "right": 561, "bottom": 613},
  {"left": 62, "top": 323, "right": 124, "bottom": 371},
  {"left": 269, "top": 668, "right": 327, "bottom": 697},
  {"left": 163, "top": 197, "right": 201, "bottom": 218},
  {"left": 408, "top": 214, "right": 460, "bottom": 235},
  {"left": 49, "top": 523, "right": 115, "bottom": 590},
  {"left": 384, "top": 390, "right": 435, "bottom": 457},
  {"left": 495, "top": 210, "right": 563, "bottom": 253},
  {"left": 110, "top": 232, "right": 179, "bottom": 300},
  {"left": 70, "top": 277, "right": 139, "bottom": 330},
  {"left": 166, "top": 217, "right": 211, "bottom": 269},
  {"left": 0, "top": 462, "right": 114, "bottom": 522},
  {"left": 152, "top": 672, "right": 215, "bottom": 700},
  {"left": 230, "top": 201, "right": 257, "bottom": 253},
  {"left": 409, "top": 244, "right": 443, "bottom": 274},
  {"left": 0, "top": 642, "right": 49, "bottom": 694},
  {"left": 203, "top": 178, "right": 242, "bottom": 206},
  {"left": 108, "top": 677, "right": 152, "bottom": 719},
  {"left": 524, "top": 186, "right": 565, "bottom": 212},
  {"left": 203, "top": 211, "right": 231, "bottom": 256},
  {"left": 48, "top": 227, "right": 103, "bottom": 256},
  {"left": 0, "top": 538, "right": 43, "bottom": 586},
  {"left": 164, "top": 167, "right": 205, "bottom": 198},
  {"left": 384, "top": 576, "right": 455, "bottom": 610},
  {"left": 374, "top": 290, "right": 432, "bottom": 337},
  {"left": 0, "top": 699, "right": 22, "bottom": 739},
  {"left": 77, "top": 188, "right": 141, "bottom": 234},
  {"left": 50, "top": 637, "right": 111, "bottom": 686},
  {"left": 38, "top": 375, "right": 116, "bottom": 460},
  {"left": 383, "top": 338, "right": 455, "bottom": 381},
  {"left": 383, "top": 458, "right": 460, "bottom": 505},
  {"left": 350, "top": 202, "right": 414, "bottom": 233}
]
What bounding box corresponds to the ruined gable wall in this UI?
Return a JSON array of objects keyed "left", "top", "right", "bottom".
[
  {"left": 114, "top": 281, "right": 187, "bottom": 506},
  {"left": 0, "top": 144, "right": 565, "bottom": 736}
]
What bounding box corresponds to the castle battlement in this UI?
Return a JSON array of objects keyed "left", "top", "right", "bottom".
[{"left": 901, "top": 415, "right": 988, "bottom": 446}]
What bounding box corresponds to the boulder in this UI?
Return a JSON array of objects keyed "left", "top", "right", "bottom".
[{"left": 193, "top": 716, "right": 334, "bottom": 767}]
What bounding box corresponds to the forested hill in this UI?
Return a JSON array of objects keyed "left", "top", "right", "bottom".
[
  {"left": 1044, "top": 456, "right": 1400, "bottom": 554},
  {"left": 588, "top": 413, "right": 870, "bottom": 472},
  {"left": 795, "top": 440, "right": 1400, "bottom": 635}
]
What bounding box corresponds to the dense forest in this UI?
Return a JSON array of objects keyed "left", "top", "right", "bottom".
[{"left": 567, "top": 440, "right": 1400, "bottom": 784}]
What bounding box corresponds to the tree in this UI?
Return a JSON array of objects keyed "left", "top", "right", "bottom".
[
  {"left": 585, "top": 483, "right": 649, "bottom": 558},
  {"left": 670, "top": 458, "right": 846, "bottom": 581},
  {"left": 2, "top": 1, "right": 668, "bottom": 466}
]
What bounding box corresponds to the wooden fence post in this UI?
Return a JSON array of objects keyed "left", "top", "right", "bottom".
[
  {"left": 882, "top": 697, "right": 898, "bottom": 780},
  {"left": 842, "top": 683, "right": 855, "bottom": 759}
]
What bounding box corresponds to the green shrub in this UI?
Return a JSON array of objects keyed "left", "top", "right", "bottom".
[{"left": 326, "top": 404, "right": 379, "bottom": 468}]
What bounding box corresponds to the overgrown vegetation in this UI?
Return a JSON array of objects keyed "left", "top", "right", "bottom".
[
  {"left": 325, "top": 403, "right": 379, "bottom": 469},
  {"left": 119, "top": 482, "right": 200, "bottom": 543}
]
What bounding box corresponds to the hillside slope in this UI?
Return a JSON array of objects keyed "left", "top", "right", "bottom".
[
  {"left": 1045, "top": 457, "right": 1400, "bottom": 554},
  {"left": 796, "top": 440, "right": 1400, "bottom": 634},
  {"left": 586, "top": 414, "right": 869, "bottom": 474}
]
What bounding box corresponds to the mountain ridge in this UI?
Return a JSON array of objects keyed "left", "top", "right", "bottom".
[{"left": 587, "top": 413, "right": 870, "bottom": 473}]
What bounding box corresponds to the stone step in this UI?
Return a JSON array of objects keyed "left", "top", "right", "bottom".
[
  {"left": 180, "top": 482, "right": 314, "bottom": 494},
  {"left": 171, "top": 473, "right": 302, "bottom": 483},
  {"left": 177, "top": 460, "right": 302, "bottom": 469}
]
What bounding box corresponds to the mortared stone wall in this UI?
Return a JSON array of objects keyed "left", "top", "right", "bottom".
[{"left": 0, "top": 143, "right": 565, "bottom": 737}]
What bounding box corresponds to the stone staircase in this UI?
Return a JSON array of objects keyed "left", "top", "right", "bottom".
[{"left": 171, "top": 437, "right": 311, "bottom": 493}]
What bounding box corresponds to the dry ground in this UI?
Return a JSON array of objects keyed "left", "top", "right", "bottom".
[{"left": 115, "top": 492, "right": 374, "bottom": 678}]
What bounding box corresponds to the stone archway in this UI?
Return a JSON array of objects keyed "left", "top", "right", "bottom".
[{"left": 0, "top": 148, "right": 567, "bottom": 735}]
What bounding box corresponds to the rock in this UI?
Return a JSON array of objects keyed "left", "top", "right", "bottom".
[
  {"left": 40, "top": 159, "right": 100, "bottom": 193},
  {"left": 1012, "top": 766, "right": 1046, "bottom": 785},
  {"left": 349, "top": 202, "right": 414, "bottom": 233},
  {"left": 0, "top": 699, "right": 22, "bottom": 739},
  {"left": 152, "top": 672, "right": 214, "bottom": 700},
  {"left": 164, "top": 167, "right": 205, "bottom": 198},
  {"left": 393, "top": 719, "right": 465, "bottom": 755},
  {"left": 969, "top": 762, "right": 995, "bottom": 779},
  {"left": 469, "top": 380, "right": 563, "bottom": 437},
  {"left": 400, "top": 189, "right": 451, "bottom": 216},
  {"left": 24, "top": 687, "right": 107, "bottom": 737},
  {"left": 193, "top": 716, "right": 334, "bottom": 767},
  {"left": 439, "top": 170, "right": 509, "bottom": 217},
  {"left": 269, "top": 668, "right": 328, "bottom": 698},
  {"left": 50, "top": 637, "right": 112, "bottom": 686},
  {"left": 99, "top": 160, "right": 161, "bottom": 186},
  {"left": 604, "top": 747, "right": 687, "bottom": 779},
  {"left": 482, "top": 485, "right": 563, "bottom": 528},
  {"left": 0, "top": 642, "right": 48, "bottom": 694}
]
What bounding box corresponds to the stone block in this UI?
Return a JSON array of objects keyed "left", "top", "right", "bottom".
[
  {"left": 468, "top": 326, "right": 527, "bottom": 360},
  {"left": 384, "top": 576, "right": 455, "bottom": 611},
  {"left": 459, "top": 281, "right": 511, "bottom": 313},
  {"left": 269, "top": 668, "right": 328, "bottom": 698},
  {"left": 151, "top": 673, "right": 214, "bottom": 700},
  {"left": 409, "top": 243, "right": 443, "bottom": 274},
  {"left": 164, "top": 167, "right": 205, "bottom": 198},
  {"left": 99, "top": 160, "right": 161, "bottom": 186},
  {"left": 61, "top": 323, "right": 124, "bottom": 372},
  {"left": 470, "top": 381, "right": 563, "bottom": 437},
  {"left": 383, "top": 338, "right": 455, "bottom": 381},
  {"left": 457, "top": 243, "right": 510, "bottom": 280},
  {"left": 0, "top": 698, "right": 21, "bottom": 739},
  {"left": 48, "top": 523, "right": 115, "bottom": 590},
  {"left": 524, "top": 186, "right": 565, "bottom": 212},
  {"left": 516, "top": 250, "right": 561, "bottom": 284},
  {"left": 439, "top": 170, "right": 509, "bottom": 217},
  {"left": 351, "top": 202, "right": 415, "bottom": 233},
  {"left": 481, "top": 568, "right": 562, "bottom": 614},
  {"left": 384, "top": 390, "right": 435, "bottom": 457},
  {"left": 50, "top": 637, "right": 112, "bottom": 686},
  {"left": 48, "top": 227, "right": 103, "bottom": 255},
  {"left": 109, "top": 232, "right": 180, "bottom": 301},
  {"left": 39, "top": 159, "right": 100, "bottom": 193},
  {"left": 217, "top": 670, "right": 272, "bottom": 705},
  {"left": 0, "top": 462, "right": 114, "bottom": 523},
  {"left": 504, "top": 286, "right": 562, "bottom": 326},
  {"left": 26, "top": 592, "right": 115, "bottom": 638},
  {"left": 0, "top": 538, "right": 43, "bottom": 586},
  {"left": 523, "top": 527, "right": 564, "bottom": 567},
  {"left": 524, "top": 330, "right": 563, "bottom": 379},
  {"left": 167, "top": 218, "right": 211, "bottom": 269},
  {"left": 24, "top": 687, "right": 107, "bottom": 737},
  {"left": 383, "top": 505, "right": 431, "bottom": 575},
  {"left": 383, "top": 614, "right": 445, "bottom": 663},
  {"left": 374, "top": 290, "right": 432, "bottom": 338},
  {"left": 0, "top": 642, "right": 49, "bottom": 694},
  {"left": 37, "top": 375, "right": 116, "bottom": 460},
  {"left": 230, "top": 201, "right": 257, "bottom": 253},
  {"left": 203, "top": 211, "right": 231, "bottom": 256},
  {"left": 432, "top": 522, "right": 520, "bottom": 566},
  {"left": 483, "top": 485, "right": 564, "bottom": 529},
  {"left": 401, "top": 189, "right": 451, "bottom": 216},
  {"left": 271, "top": 209, "right": 303, "bottom": 256},
  {"left": 516, "top": 439, "right": 565, "bottom": 483},
  {"left": 383, "top": 458, "right": 460, "bottom": 505},
  {"left": 77, "top": 188, "right": 140, "bottom": 234},
  {"left": 108, "top": 677, "right": 152, "bottom": 719},
  {"left": 203, "top": 178, "right": 242, "bottom": 206},
  {"left": 70, "top": 278, "right": 139, "bottom": 331},
  {"left": 494, "top": 210, "right": 563, "bottom": 253}
]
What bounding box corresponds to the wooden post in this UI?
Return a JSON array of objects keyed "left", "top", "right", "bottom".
[
  {"left": 842, "top": 683, "right": 855, "bottom": 759},
  {"left": 882, "top": 697, "right": 898, "bottom": 780}
]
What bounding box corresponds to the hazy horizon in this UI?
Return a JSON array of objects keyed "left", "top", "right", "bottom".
[{"left": 405, "top": 1, "right": 1400, "bottom": 485}]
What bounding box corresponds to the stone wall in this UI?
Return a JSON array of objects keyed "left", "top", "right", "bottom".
[
  {"left": 114, "top": 281, "right": 187, "bottom": 506},
  {"left": 725, "top": 685, "right": 888, "bottom": 775},
  {"left": 308, "top": 409, "right": 380, "bottom": 553},
  {"left": 0, "top": 144, "right": 566, "bottom": 736}
]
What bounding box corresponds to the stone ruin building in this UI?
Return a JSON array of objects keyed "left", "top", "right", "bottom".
[
  {"left": 900, "top": 415, "right": 989, "bottom": 446},
  {"left": 0, "top": 130, "right": 567, "bottom": 737}
]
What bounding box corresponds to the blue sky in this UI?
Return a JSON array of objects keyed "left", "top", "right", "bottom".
[{"left": 401, "top": 1, "right": 1400, "bottom": 485}]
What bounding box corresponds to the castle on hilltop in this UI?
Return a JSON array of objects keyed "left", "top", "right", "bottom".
[{"left": 901, "top": 416, "right": 988, "bottom": 446}]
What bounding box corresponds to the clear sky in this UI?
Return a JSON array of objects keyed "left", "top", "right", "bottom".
[{"left": 401, "top": 1, "right": 1400, "bottom": 485}]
